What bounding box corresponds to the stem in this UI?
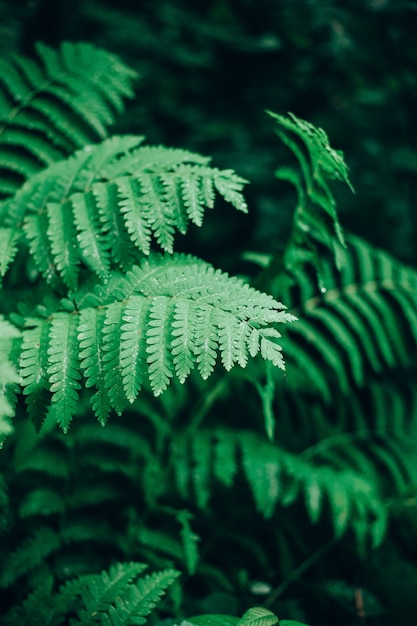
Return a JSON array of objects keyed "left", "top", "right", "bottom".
[{"left": 263, "top": 538, "right": 336, "bottom": 608}]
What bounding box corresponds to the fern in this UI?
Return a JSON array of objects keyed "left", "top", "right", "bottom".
[
  {"left": 2, "top": 563, "right": 179, "bottom": 626},
  {"left": 0, "top": 316, "right": 21, "bottom": 443},
  {"left": 0, "top": 136, "right": 248, "bottom": 286},
  {"left": 73, "top": 566, "right": 179, "bottom": 626},
  {"left": 0, "top": 42, "right": 136, "bottom": 198},
  {"left": 16, "top": 253, "right": 293, "bottom": 427},
  {"left": 267, "top": 111, "right": 354, "bottom": 279},
  {"left": 270, "top": 233, "right": 417, "bottom": 402},
  {"left": 170, "top": 428, "right": 388, "bottom": 548},
  {"left": 0, "top": 526, "right": 60, "bottom": 588}
]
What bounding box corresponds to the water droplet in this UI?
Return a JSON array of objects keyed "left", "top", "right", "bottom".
[{"left": 320, "top": 287, "right": 327, "bottom": 294}]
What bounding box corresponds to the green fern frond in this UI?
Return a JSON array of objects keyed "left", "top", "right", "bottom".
[
  {"left": 18, "top": 254, "right": 293, "bottom": 426},
  {"left": 78, "top": 307, "right": 112, "bottom": 424},
  {"left": 0, "top": 316, "right": 21, "bottom": 443},
  {"left": 1, "top": 136, "right": 248, "bottom": 285},
  {"left": 74, "top": 562, "right": 148, "bottom": 623},
  {"left": 170, "top": 428, "right": 387, "bottom": 546},
  {"left": 2, "top": 576, "right": 54, "bottom": 626},
  {"left": 47, "top": 312, "right": 82, "bottom": 431},
  {"left": 0, "top": 527, "right": 60, "bottom": 588},
  {"left": 0, "top": 42, "right": 137, "bottom": 197},
  {"left": 74, "top": 564, "right": 179, "bottom": 626},
  {"left": 273, "top": 234, "right": 417, "bottom": 400},
  {"left": 268, "top": 111, "right": 354, "bottom": 278},
  {"left": 176, "top": 510, "right": 200, "bottom": 575}
]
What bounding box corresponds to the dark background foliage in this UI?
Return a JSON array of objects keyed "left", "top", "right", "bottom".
[{"left": 1, "top": 1, "right": 417, "bottom": 625}]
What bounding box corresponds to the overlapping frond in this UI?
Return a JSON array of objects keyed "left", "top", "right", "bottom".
[
  {"left": 17, "top": 254, "right": 294, "bottom": 426},
  {"left": 71, "top": 564, "right": 179, "bottom": 626},
  {"left": 0, "top": 136, "right": 248, "bottom": 285},
  {"left": 272, "top": 234, "right": 417, "bottom": 401},
  {"left": 3, "top": 562, "right": 179, "bottom": 626},
  {"left": 0, "top": 42, "right": 137, "bottom": 197},
  {"left": 0, "top": 527, "right": 60, "bottom": 588},
  {"left": 170, "top": 428, "right": 387, "bottom": 548}
]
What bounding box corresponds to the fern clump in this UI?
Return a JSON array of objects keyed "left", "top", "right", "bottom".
[{"left": 1, "top": 38, "right": 416, "bottom": 626}]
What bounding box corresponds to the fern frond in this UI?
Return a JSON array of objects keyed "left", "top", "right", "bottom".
[
  {"left": 274, "top": 234, "right": 417, "bottom": 400},
  {"left": 2, "top": 576, "right": 54, "bottom": 626},
  {"left": 17, "top": 254, "right": 293, "bottom": 427},
  {"left": 0, "top": 527, "right": 59, "bottom": 588},
  {"left": 47, "top": 312, "right": 82, "bottom": 431},
  {"left": 0, "top": 42, "right": 137, "bottom": 197},
  {"left": 170, "top": 428, "right": 387, "bottom": 546},
  {"left": 176, "top": 510, "right": 200, "bottom": 575},
  {"left": 74, "top": 564, "right": 179, "bottom": 626},
  {"left": 0, "top": 317, "right": 21, "bottom": 443},
  {"left": 1, "top": 137, "right": 248, "bottom": 285},
  {"left": 78, "top": 307, "right": 111, "bottom": 424}
]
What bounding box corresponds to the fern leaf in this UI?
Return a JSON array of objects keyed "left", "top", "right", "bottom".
[
  {"left": 171, "top": 300, "right": 197, "bottom": 383},
  {"left": 273, "top": 233, "right": 417, "bottom": 401},
  {"left": 15, "top": 254, "right": 293, "bottom": 423},
  {"left": 146, "top": 297, "right": 175, "bottom": 396},
  {"left": 20, "top": 321, "right": 50, "bottom": 430},
  {"left": 94, "top": 181, "right": 137, "bottom": 268},
  {"left": 240, "top": 432, "right": 281, "bottom": 518},
  {"left": 102, "top": 302, "right": 129, "bottom": 415},
  {"left": 19, "top": 488, "right": 64, "bottom": 519},
  {"left": 46, "top": 201, "right": 80, "bottom": 290},
  {"left": 0, "top": 227, "right": 20, "bottom": 279},
  {"left": 0, "top": 43, "right": 136, "bottom": 197},
  {"left": 0, "top": 317, "right": 21, "bottom": 442},
  {"left": 47, "top": 312, "right": 82, "bottom": 431},
  {"left": 176, "top": 510, "right": 200, "bottom": 575},
  {"left": 194, "top": 304, "right": 218, "bottom": 380},
  {"left": 0, "top": 527, "right": 59, "bottom": 588},
  {"left": 120, "top": 296, "right": 148, "bottom": 403},
  {"left": 72, "top": 192, "right": 111, "bottom": 280},
  {"left": 75, "top": 562, "right": 148, "bottom": 624},
  {"left": 116, "top": 177, "right": 152, "bottom": 255},
  {"left": 78, "top": 308, "right": 111, "bottom": 424},
  {"left": 75, "top": 566, "right": 179, "bottom": 626},
  {"left": 2, "top": 137, "right": 249, "bottom": 284},
  {"left": 213, "top": 429, "right": 238, "bottom": 488},
  {"left": 2, "top": 576, "right": 54, "bottom": 626}
]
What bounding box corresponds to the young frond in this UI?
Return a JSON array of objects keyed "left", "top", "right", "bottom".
[
  {"left": 268, "top": 111, "right": 354, "bottom": 275},
  {"left": 0, "top": 42, "right": 137, "bottom": 198},
  {"left": 1, "top": 137, "right": 248, "bottom": 285}
]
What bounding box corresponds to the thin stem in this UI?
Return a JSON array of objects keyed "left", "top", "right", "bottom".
[{"left": 263, "top": 538, "right": 336, "bottom": 608}]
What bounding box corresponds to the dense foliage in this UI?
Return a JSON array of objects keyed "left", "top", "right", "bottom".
[{"left": 0, "top": 3, "right": 416, "bottom": 625}]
